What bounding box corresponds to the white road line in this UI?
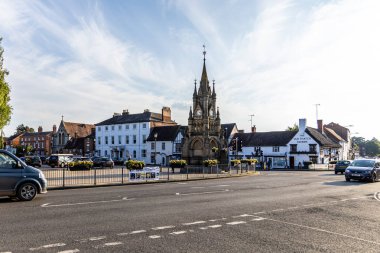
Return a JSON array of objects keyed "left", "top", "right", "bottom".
[
  {"left": 199, "top": 227, "right": 208, "bottom": 230},
  {"left": 208, "top": 225, "right": 222, "bottom": 228},
  {"left": 170, "top": 231, "right": 187, "bottom": 235},
  {"left": 57, "top": 250, "right": 80, "bottom": 253},
  {"left": 233, "top": 214, "right": 254, "bottom": 218},
  {"left": 253, "top": 211, "right": 266, "bottom": 215},
  {"left": 252, "top": 217, "right": 267, "bottom": 221},
  {"left": 129, "top": 230, "right": 147, "bottom": 234},
  {"left": 89, "top": 236, "right": 106, "bottom": 241},
  {"left": 1, "top": 252, "right": 12, "bottom": 253},
  {"left": 265, "top": 217, "right": 380, "bottom": 245},
  {"left": 104, "top": 242, "right": 123, "bottom": 246},
  {"left": 183, "top": 221, "right": 206, "bottom": 226},
  {"left": 41, "top": 197, "right": 134, "bottom": 208},
  {"left": 272, "top": 208, "right": 285, "bottom": 212},
  {"left": 149, "top": 235, "right": 161, "bottom": 239},
  {"left": 226, "top": 221, "right": 246, "bottom": 225},
  {"left": 152, "top": 225, "right": 175, "bottom": 230},
  {"left": 374, "top": 192, "right": 380, "bottom": 201},
  {"left": 30, "top": 243, "right": 66, "bottom": 251},
  {"left": 176, "top": 189, "right": 230, "bottom": 196}
]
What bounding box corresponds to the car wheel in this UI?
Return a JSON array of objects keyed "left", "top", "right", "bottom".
[
  {"left": 345, "top": 177, "right": 350, "bottom": 182},
  {"left": 17, "top": 183, "right": 37, "bottom": 201},
  {"left": 370, "top": 173, "right": 377, "bottom": 183}
]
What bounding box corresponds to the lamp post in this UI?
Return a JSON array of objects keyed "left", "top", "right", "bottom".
[{"left": 154, "top": 132, "right": 158, "bottom": 165}]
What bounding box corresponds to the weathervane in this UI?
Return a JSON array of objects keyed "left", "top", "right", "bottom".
[{"left": 203, "top": 44, "right": 206, "bottom": 61}]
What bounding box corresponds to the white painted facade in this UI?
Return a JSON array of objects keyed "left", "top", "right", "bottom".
[
  {"left": 147, "top": 131, "right": 184, "bottom": 166},
  {"left": 95, "top": 122, "right": 151, "bottom": 163}
]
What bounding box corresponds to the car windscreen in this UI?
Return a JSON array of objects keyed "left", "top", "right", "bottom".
[
  {"left": 350, "top": 160, "right": 375, "bottom": 167},
  {"left": 336, "top": 161, "right": 350, "bottom": 166}
]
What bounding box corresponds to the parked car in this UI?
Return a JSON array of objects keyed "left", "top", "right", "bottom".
[
  {"left": 48, "top": 154, "right": 73, "bottom": 168},
  {"left": 334, "top": 160, "right": 351, "bottom": 174},
  {"left": 113, "top": 158, "right": 126, "bottom": 166},
  {"left": 0, "top": 149, "right": 47, "bottom": 201},
  {"left": 345, "top": 159, "right": 380, "bottom": 182},
  {"left": 24, "top": 156, "right": 42, "bottom": 167},
  {"left": 93, "top": 157, "right": 114, "bottom": 168}
]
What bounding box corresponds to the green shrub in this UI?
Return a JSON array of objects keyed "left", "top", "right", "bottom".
[
  {"left": 231, "top": 159, "right": 241, "bottom": 165},
  {"left": 69, "top": 160, "right": 93, "bottom": 170},
  {"left": 203, "top": 159, "right": 218, "bottom": 167},
  {"left": 241, "top": 159, "right": 258, "bottom": 165},
  {"left": 169, "top": 160, "right": 187, "bottom": 168},
  {"left": 126, "top": 160, "right": 145, "bottom": 170}
]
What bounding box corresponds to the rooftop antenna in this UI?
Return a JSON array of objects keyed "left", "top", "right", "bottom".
[{"left": 249, "top": 114, "right": 255, "bottom": 128}]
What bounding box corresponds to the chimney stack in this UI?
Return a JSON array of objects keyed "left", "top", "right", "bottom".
[
  {"left": 53, "top": 125, "right": 57, "bottom": 133},
  {"left": 251, "top": 125, "right": 256, "bottom": 133},
  {"left": 162, "top": 107, "right": 171, "bottom": 122},
  {"left": 38, "top": 126, "right": 43, "bottom": 133},
  {"left": 317, "top": 119, "right": 324, "bottom": 134},
  {"left": 299, "top": 118, "right": 306, "bottom": 133}
]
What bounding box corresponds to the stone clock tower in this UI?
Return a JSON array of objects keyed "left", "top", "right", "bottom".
[{"left": 182, "top": 47, "right": 226, "bottom": 165}]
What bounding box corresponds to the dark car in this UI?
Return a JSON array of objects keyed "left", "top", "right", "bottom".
[
  {"left": 93, "top": 157, "right": 114, "bottom": 168},
  {"left": 334, "top": 160, "right": 351, "bottom": 174},
  {"left": 345, "top": 159, "right": 380, "bottom": 182},
  {"left": 0, "top": 149, "right": 47, "bottom": 201},
  {"left": 24, "top": 156, "right": 42, "bottom": 167}
]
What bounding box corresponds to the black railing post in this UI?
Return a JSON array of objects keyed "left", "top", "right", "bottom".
[
  {"left": 121, "top": 166, "right": 124, "bottom": 184},
  {"left": 94, "top": 166, "right": 97, "bottom": 185},
  {"left": 62, "top": 167, "right": 65, "bottom": 188}
]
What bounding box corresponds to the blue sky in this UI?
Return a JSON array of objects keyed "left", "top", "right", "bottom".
[{"left": 1, "top": 0, "right": 379, "bottom": 140}]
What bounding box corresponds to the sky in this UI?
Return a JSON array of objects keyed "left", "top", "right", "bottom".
[{"left": 0, "top": 0, "right": 379, "bottom": 140}]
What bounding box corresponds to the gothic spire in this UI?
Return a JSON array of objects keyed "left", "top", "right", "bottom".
[
  {"left": 199, "top": 45, "right": 209, "bottom": 93},
  {"left": 189, "top": 106, "right": 193, "bottom": 119},
  {"left": 212, "top": 79, "right": 216, "bottom": 98},
  {"left": 193, "top": 79, "right": 197, "bottom": 97}
]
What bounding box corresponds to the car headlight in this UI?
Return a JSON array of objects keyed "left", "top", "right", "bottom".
[
  {"left": 39, "top": 172, "right": 45, "bottom": 179},
  {"left": 345, "top": 169, "right": 350, "bottom": 173},
  {"left": 364, "top": 170, "right": 371, "bottom": 174}
]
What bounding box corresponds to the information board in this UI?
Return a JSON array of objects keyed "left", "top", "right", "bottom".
[{"left": 129, "top": 167, "right": 160, "bottom": 182}]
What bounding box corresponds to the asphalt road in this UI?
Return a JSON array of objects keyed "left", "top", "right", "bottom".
[{"left": 1, "top": 171, "right": 379, "bottom": 253}]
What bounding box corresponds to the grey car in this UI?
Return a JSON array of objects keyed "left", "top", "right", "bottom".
[{"left": 0, "top": 149, "right": 47, "bottom": 201}]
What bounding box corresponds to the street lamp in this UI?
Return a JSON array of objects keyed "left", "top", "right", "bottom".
[{"left": 154, "top": 132, "right": 158, "bottom": 165}]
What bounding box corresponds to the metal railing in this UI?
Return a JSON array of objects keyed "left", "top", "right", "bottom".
[{"left": 42, "top": 163, "right": 256, "bottom": 189}]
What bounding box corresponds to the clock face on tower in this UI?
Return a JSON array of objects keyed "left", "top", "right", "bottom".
[{"left": 196, "top": 109, "right": 202, "bottom": 116}]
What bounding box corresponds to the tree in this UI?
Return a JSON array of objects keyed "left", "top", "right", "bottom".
[
  {"left": 286, "top": 123, "right": 299, "bottom": 131},
  {"left": 364, "top": 138, "right": 380, "bottom": 157},
  {"left": 0, "top": 38, "right": 12, "bottom": 141},
  {"left": 16, "top": 124, "right": 35, "bottom": 134}
]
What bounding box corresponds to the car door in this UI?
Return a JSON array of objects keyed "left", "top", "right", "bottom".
[
  {"left": 376, "top": 162, "right": 380, "bottom": 178},
  {"left": 0, "top": 152, "right": 22, "bottom": 195}
]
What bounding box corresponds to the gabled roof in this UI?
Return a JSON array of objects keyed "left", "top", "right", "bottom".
[
  {"left": 96, "top": 111, "right": 175, "bottom": 126},
  {"left": 325, "top": 122, "right": 350, "bottom": 141},
  {"left": 147, "top": 125, "right": 183, "bottom": 142},
  {"left": 221, "top": 123, "right": 237, "bottom": 138},
  {"left": 63, "top": 122, "right": 94, "bottom": 138},
  {"left": 324, "top": 127, "right": 344, "bottom": 143},
  {"left": 306, "top": 127, "right": 341, "bottom": 148},
  {"left": 231, "top": 131, "right": 297, "bottom": 147}
]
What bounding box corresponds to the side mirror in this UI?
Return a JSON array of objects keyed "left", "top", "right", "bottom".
[{"left": 17, "top": 161, "right": 23, "bottom": 168}]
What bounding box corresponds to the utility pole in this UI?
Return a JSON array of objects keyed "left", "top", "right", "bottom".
[
  {"left": 315, "top": 104, "right": 320, "bottom": 126},
  {"left": 249, "top": 114, "right": 254, "bottom": 129}
]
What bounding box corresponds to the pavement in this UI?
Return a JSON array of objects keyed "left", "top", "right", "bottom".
[{"left": 1, "top": 171, "right": 379, "bottom": 252}]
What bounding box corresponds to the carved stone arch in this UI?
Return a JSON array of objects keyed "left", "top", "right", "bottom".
[{"left": 191, "top": 138, "right": 203, "bottom": 157}]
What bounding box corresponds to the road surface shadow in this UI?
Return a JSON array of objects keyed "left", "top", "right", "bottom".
[{"left": 323, "top": 181, "right": 368, "bottom": 186}]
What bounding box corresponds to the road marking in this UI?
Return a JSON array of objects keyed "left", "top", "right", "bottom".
[
  {"left": 41, "top": 197, "right": 134, "bottom": 207},
  {"left": 265, "top": 217, "right": 380, "bottom": 246},
  {"left": 57, "top": 250, "right": 80, "bottom": 253},
  {"left": 226, "top": 221, "right": 246, "bottom": 225},
  {"left": 170, "top": 231, "right": 187, "bottom": 235},
  {"left": 253, "top": 211, "right": 266, "bottom": 215},
  {"left": 1, "top": 252, "right": 12, "bottom": 253},
  {"left": 199, "top": 227, "right": 208, "bottom": 230},
  {"left": 104, "top": 242, "right": 123, "bottom": 246},
  {"left": 149, "top": 235, "right": 161, "bottom": 239},
  {"left": 129, "top": 230, "right": 147, "bottom": 234},
  {"left": 208, "top": 225, "right": 222, "bottom": 228},
  {"left": 152, "top": 225, "right": 175, "bottom": 230},
  {"left": 176, "top": 189, "right": 230, "bottom": 196},
  {"left": 252, "top": 217, "right": 267, "bottom": 221},
  {"left": 183, "top": 221, "right": 206, "bottom": 226},
  {"left": 233, "top": 214, "right": 254, "bottom": 218},
  {"left": 272, "top": 208, "right": 285, "bottom": 212},
  {"left": 373, "top": 192, "right": 379, "bottom": 200},
  {"left": 30, "top": 243, "right": 66, "bottom": 251}
]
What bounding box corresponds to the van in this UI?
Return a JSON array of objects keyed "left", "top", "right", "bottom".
[
  {"left": 48, "top": 154, "right": 73, "bottom": 168},
  {"left": 0, "top": 149, "right": 47, "bottom": 201}
]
